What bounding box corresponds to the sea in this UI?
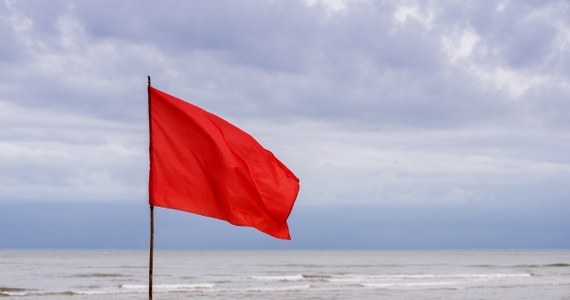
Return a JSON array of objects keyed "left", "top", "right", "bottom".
[{"left": 1, "top": 250, "right": 569, "bottom": 299}]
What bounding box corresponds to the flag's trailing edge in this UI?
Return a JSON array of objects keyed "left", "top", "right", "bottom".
[{"left": 148, "top": 87, "right": 300, "bottom": 240}]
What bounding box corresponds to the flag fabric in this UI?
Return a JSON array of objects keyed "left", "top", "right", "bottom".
[{"left": 148, "top": 87, "right": 300, "bottom": 239}]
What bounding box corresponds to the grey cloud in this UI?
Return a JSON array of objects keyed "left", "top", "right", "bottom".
[
  {"left": 437, "top": 0, "right": 569, "bottom": 72},
  {"left": 4, "top": 0, "right": 567, "bottom": 129},
  {"left": 72, "top": 0, "right": 321, "bottom": 73},
  {"left": 523, "top": 83, "right": 570, "bottom": 128},
  {"left": 0, "top": 12, "right": 27, "bottom": 64},
  {"left": 0, "top": 26, "right": 19, "bottom": 63},
  {"left": 1, "top": 0, "right": 569, "bottom": 215},
  {"left": 1, "top": 0, "right": 72, "bottom": 51},
  {"left": 502, "top": 20, "right": 557, "bottom": 68}
]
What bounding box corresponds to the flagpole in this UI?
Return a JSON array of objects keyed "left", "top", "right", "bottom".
[
  {"left": 149, "top": 205, "right": 154, "bottom": 300},
  {"left": 147, "top": 75, "right": 154, "bottom": 300}
]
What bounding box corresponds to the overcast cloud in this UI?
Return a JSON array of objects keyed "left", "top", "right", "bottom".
[{"left": 1, "top": 0, "right": 569, "bottom": 247}]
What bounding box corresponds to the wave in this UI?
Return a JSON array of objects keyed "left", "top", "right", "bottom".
[
  {"left": 544, "top": 263, "right": 570, "bottom": 267},
  {"left": 248, "top": 272, "right": 532, "bottom": 284},
  {"left": 114, "top": 283, "right": 309, "bottom": 294},
  {"left": 471, "top": 263, "right": 570, "bottom": 269},
  {"left": 322, "top": 273, "right": 531, "bottom": 283},
  {"left": 515, "top": 263, "right": 570, "bottom": 268},
  {"left": 244, "top": 285, "right": 311, "bottom": 293},
  {"left": 0, "top": 289, "right": 85, "bottom": 297},
  {"left": 249, "top": 274, "right": 305, "bottom": 281},
  {"left": 0, "top": 283, "right": 219, "bottom": 297},
  {"left": 74, "top": 273, "right": 127, "bottom": 278},
  {"left": 302, "top": 274, "right": 334, "bottom": 280},
  {"left": 0, "top": 287, "right": 31, "bottom": 297},
  {"left": 120, "top": 283, "right": 216, "bottom": 291},
  {"left": 362, "top": 281, "right": 463, "bottom": 288}
]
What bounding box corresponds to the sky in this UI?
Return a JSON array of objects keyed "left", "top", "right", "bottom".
[{"left": 1, "top": 0, "right": 569, "bottom": 249}]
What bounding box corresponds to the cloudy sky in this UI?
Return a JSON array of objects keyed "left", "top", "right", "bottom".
[{"left": 1, "top": 0, "right": 569, "bottom": 248}]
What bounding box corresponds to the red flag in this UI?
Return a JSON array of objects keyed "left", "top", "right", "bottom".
[{"left": 148, "top": 87, "right": 300, "bottom": 239}]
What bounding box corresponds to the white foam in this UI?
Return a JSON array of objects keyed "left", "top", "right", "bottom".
[
  {"left": 439, "top": 273, "right": 532, "bottom": 279},
  {"left": 245, "top": 284, "right": 311, "bottom": 292},
  {"left": 118, "top": 284, "right": 146, "bottom": 290},
  {"left": 363, "top": 281, "right": 463, "bottom": 288},
  {"left": 73, "top": 290, "right": 127, "bottom": 295},
  {"left": 249, "top": 274, "right": 304, "bottom": 281},
  {"left": 325, "top": 273, "right": 531, "bottom": 282},
  {"left": 0, "top": 291, "right": 28, "bottom": 296},
  {"left": 120, "top": 283, "right": 216, "bottom": 291}
]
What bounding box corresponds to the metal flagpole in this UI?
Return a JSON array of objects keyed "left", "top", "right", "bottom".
[
  {"left": 149, "top": 205, "right": 154, "bottom": 300},
  {"left": 147, "top": 75, "right": 154, "bottom": 300}
]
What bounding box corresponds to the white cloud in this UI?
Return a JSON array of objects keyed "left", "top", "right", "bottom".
[
  {"left": 303, "top": 0, "right": 353, "bottom": 16},
  {"left": 439, "top": 20, "right": 566, "bottom": 99},
  {"left": 242, "top": 119, "right": 570, "bottom": 205},
  {"left": 470, "top": 65, "right": 545, "bottom": 99},
  {"left": 441, "top": 27, "right": 480, "bottom": 62},
  {"left": 393, "top": 4, "right": 435, "bottom": 30},
  {"left": 495, "top": 0, "right": 511, "bottom": 13},
  {"left": 0, "top": 100, "right": 147, "bottom": 202},
  {"left": 1, "top": 0, "right": 569, "bottom": 211}
]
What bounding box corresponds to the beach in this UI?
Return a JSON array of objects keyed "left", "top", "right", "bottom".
[{"left": 1, "top": 249, "right": 569, "bottom": 299}]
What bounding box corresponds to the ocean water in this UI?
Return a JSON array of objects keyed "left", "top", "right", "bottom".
[{"left": 1, "top": 250, "right": 569, "bottom": 299}]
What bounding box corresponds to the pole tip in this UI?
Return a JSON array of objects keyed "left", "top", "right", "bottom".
[{"left": 147, "top": 75, "right": 151, "bottom": 86}]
